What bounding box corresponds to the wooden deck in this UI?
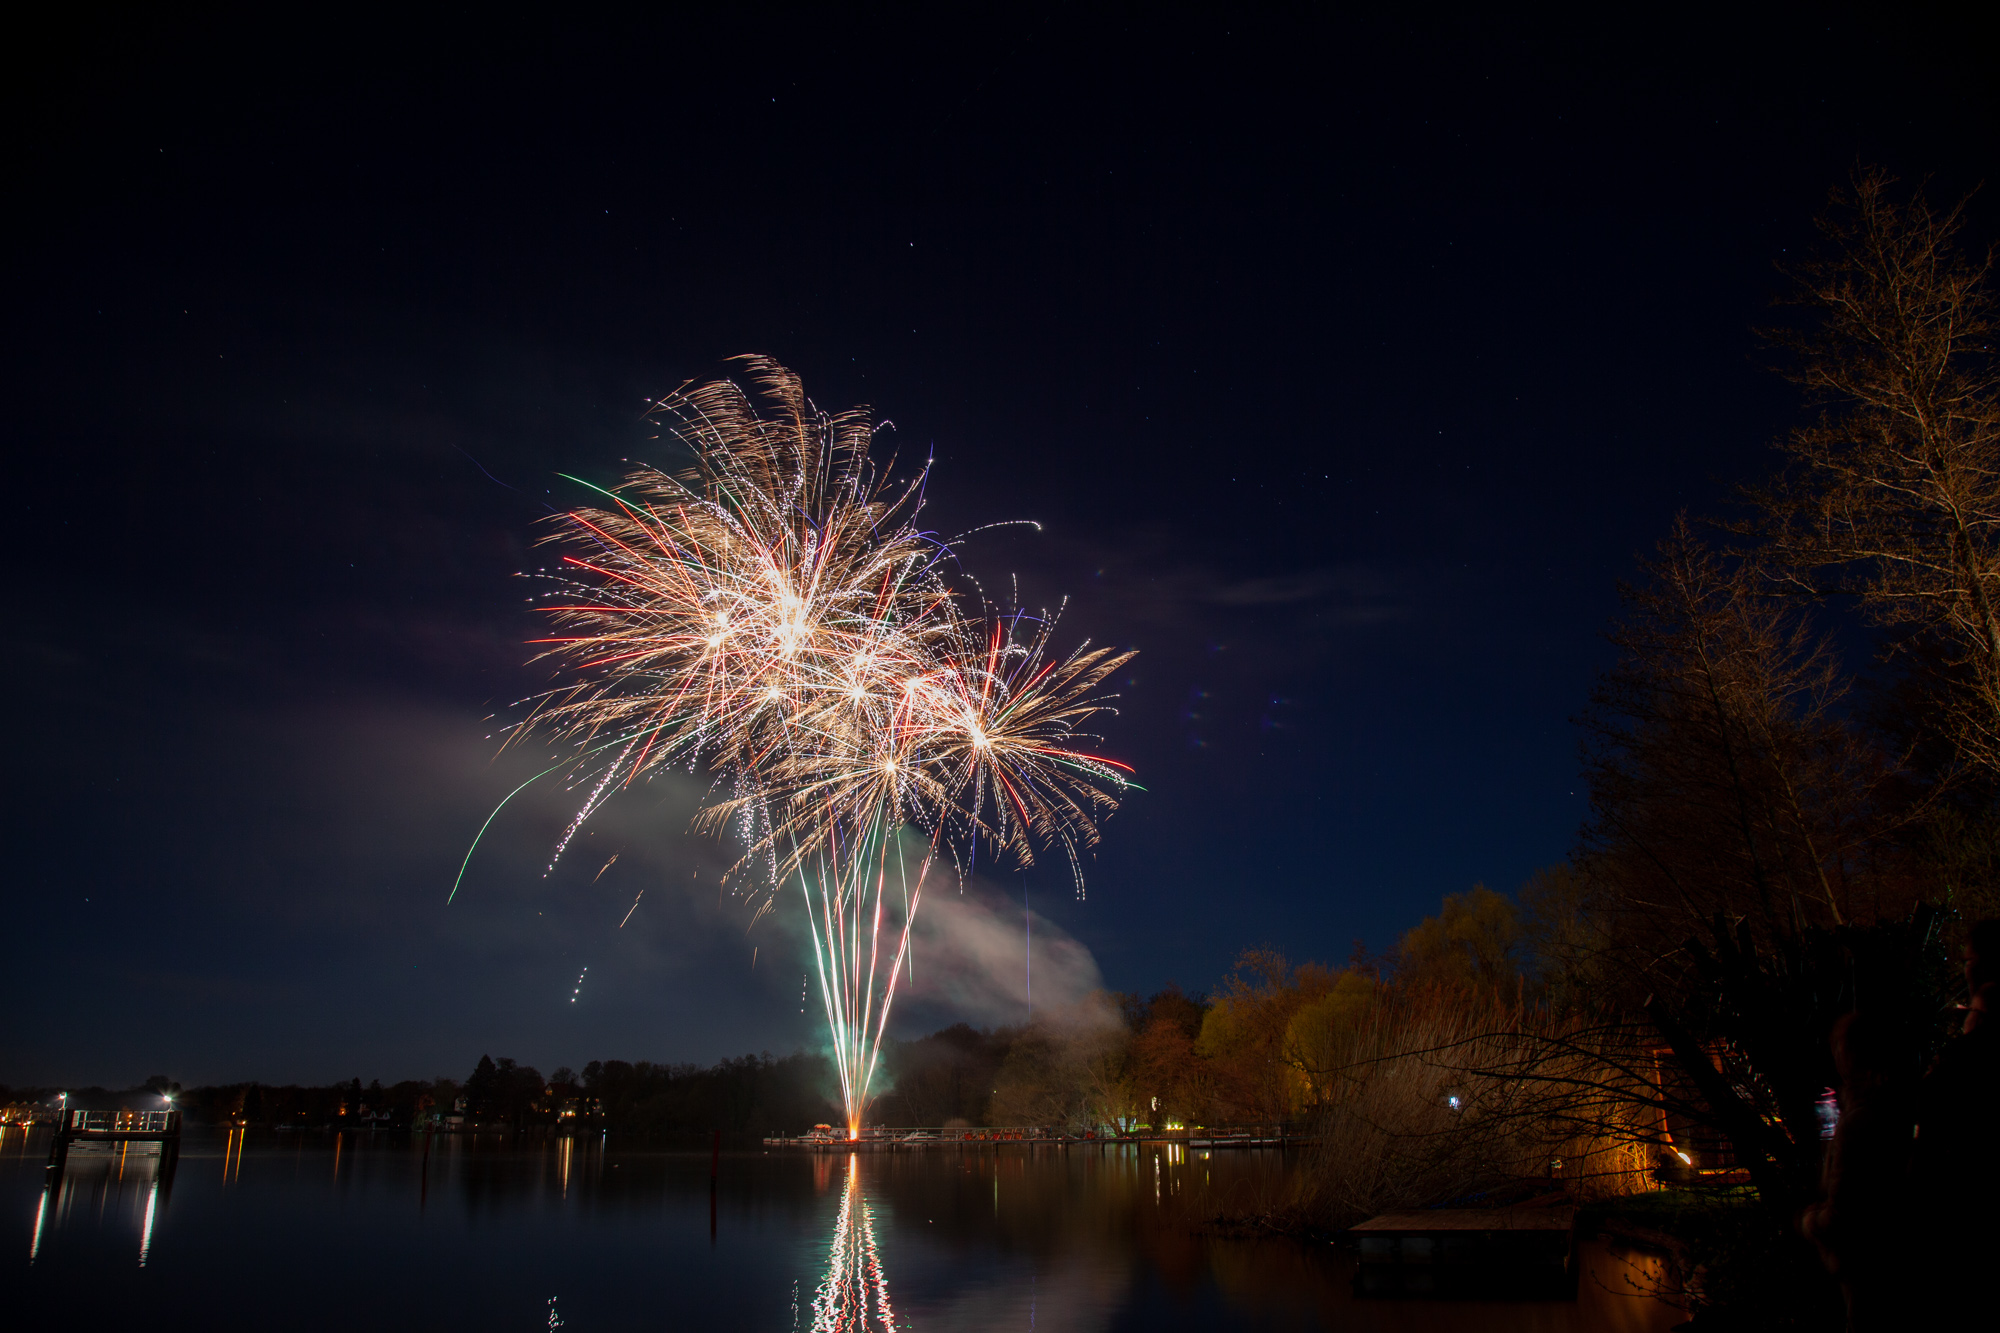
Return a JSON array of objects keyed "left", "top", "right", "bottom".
[
  {"left": 1352, "top": 1204, "right": 1576, "bottom": 1233},
  {"left": 1349, "top": 1195, "right": 1578, "bottom": 1299},
  {"left": 48, "top": 1109, "right": 182, "bottom": 1172}
]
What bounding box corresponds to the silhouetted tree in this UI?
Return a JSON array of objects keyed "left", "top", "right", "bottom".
[
  {"left": 1758, "top": 169, "right": 2000, "bottom": 776},
  {"left": 884, "top": 1024, "right": 1009, "bottom": 1125},
  {"left": 1579, "top": 518, "right": 1921, "bottom": 1000}
]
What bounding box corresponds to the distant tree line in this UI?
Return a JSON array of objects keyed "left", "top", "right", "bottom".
[{"left": 1, "top": 1051, "right": 847, "bottom": 1145}]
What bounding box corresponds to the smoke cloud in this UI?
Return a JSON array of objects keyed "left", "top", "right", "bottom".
[{"left": 894, "top": 877, "right": 1109, "bottom": 1031}]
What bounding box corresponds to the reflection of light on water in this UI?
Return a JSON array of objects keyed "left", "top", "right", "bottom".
[
  {"left": 29, "top": 1184, "right": 48, "bottom": 1261},
  {"left": 559, "top": 1135, "right": 573, "bottom": 1198},
  {"left": 811, "top": 1155, "right": 897, "bottom": 1332},
  {"left": 32, "top": 1141, "right": 173, "bottom": 1267},
  {"left": 139, "top": 1178, "right": 158, "bottom": 1266}
]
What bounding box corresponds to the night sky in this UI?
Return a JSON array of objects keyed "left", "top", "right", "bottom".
[{"left": 6, "top": 9, "right": 1994, "bottom": 1086}]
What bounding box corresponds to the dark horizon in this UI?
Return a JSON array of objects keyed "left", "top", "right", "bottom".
[{"left": 5, "top": 8, "right": 1995, "bottom": 1087}]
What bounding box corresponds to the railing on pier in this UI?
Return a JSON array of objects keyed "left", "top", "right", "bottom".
[
  {"left": 48, "top": 1107, "right": 182, "bottom": 1174},
  {"left": 65, "top": 1109, "right": 180, "bottom": 1135}
]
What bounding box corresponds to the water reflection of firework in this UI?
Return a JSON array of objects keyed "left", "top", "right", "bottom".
[
  {"left": 812, "top": 1156, "right": 897, "bottom": 1333},
  {"left": 473, "top": 358, "right": 1134, "bottom": 1134}
]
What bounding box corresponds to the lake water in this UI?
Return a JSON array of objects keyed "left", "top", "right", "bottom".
[{"left": 6, "top": 1126, "right": 1683, "bottom": 1330}]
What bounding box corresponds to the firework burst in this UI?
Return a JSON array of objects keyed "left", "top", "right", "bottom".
[{"left": 484, "top": 356, "right": 1132, "bottom": 1134}]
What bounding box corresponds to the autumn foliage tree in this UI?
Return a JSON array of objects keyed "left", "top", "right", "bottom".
[
  {"left": 1123, "top": 985, "right": 1208, "bottom": 1125},
  {"left": 1196, "top": 950, "right": 1338, "bottom": 1122},
  {"left": 1394, "top": 885, "right": 1521, "bottom": 991}
]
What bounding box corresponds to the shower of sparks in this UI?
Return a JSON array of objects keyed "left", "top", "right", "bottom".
[
  {"left": 467, "top": 357, "right": 1135, "bottom": 1136},
  {"left": 618, "top": 890, "right": 644, "bottom": 928},
  {"left": 593, "top": 853, "right": 620, "bottom": 883},
  {"left": 569, "top": 966, "right": 588, "bottom": 1003}
]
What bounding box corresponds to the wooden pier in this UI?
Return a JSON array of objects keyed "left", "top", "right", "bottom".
[
  {"left": 47, "top": 1108, "right": 182, "bottom": 1173},
  {"left": 1349, "top": 1193, "right": 1576, "bottom": 1298}
]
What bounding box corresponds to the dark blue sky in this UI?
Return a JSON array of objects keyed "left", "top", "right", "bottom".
[{"left": 4, "top": 7, "right": 1994, "bottom": 1085}]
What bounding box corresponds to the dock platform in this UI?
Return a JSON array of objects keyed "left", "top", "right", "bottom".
[
  {"left": 1349, "top": 1194, "right": 1576, "bottom": 1298},
  {"left": 47, "top": 1109, "right": 182, "bottom": 1172}
]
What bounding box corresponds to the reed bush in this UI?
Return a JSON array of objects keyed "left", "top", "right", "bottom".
[{"left": 1279, "top": 985, "right": 1654, "bottom": 1228}]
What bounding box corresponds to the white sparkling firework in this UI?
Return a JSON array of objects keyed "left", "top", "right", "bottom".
[{"left": 475, "top": 358, "right": 1134, "bottom": 1135}]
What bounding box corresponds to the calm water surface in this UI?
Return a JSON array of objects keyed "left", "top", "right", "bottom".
[{"left": 6, "top": 1126, "right": 1682, "bottom": 1331}]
